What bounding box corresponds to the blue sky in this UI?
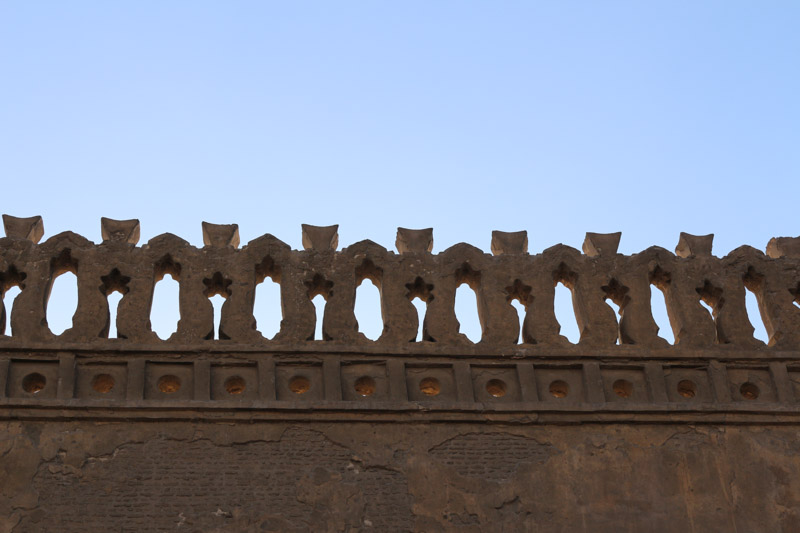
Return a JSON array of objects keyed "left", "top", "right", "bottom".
[{"left": 1, "top": 2, "right": 798, "bottom": 342}]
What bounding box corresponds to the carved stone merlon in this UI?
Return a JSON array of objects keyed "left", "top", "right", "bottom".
[
  {"left": 582, "top": 232, "right": 621, "bottom": 257},
  {"left": 675, "top": 232, "right": 714, "bottom": 258},
  {"left": 766, "top": 237, "right": 800, "bottom": 259},
  {"left": 2, "top": 214, "right": 44, "bottom": 243},
  {"left": 396, "top": 228, "right": 433, "bottom": 254},
  {"left": 101, "top": 217, "right": 141, "bottom": 245},
  {"left": 302, "top": 224, "right": 339, "bottom": 251},
  {"left": 202, "top": 222, "right": 240, "bottom": 249},
  {"left": 491, "top": 230, "right": 528, "bottom": 256}
]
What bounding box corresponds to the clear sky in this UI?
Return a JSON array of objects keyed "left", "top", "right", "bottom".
[{"left": 1, "top": 2, "right": 798, "bottom": 342}]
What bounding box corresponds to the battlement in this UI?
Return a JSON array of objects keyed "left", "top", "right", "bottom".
[
  {"left": 1, "top": 214, "right": 799, "bottom": 425},
  {"left": 2, "top": 215, "right": 799, "bottom": 351}
]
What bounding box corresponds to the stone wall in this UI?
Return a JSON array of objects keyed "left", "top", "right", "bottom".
[{"left": 1, "top": 215, "right": 799, "bottom": 532}]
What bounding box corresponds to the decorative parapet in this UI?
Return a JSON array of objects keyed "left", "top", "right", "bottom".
[
  {"left": 2, "top": 216, "right": 799, "bottom": 351},
  {"left": 1, "top": 216, "right": 799, "bottom": 422}
]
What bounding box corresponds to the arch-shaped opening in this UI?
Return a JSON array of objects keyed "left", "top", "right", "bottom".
[
  {"left": 1, "top": 266, "right": 26, "bottom": 337},
  {"left": 1, "top": 286, "right": 22, "bottom": 336},
  {"left": 454, "top": 263, "right": 482, "bottom": 343},
  {"left": 151, "top": 273, "right": 180, "bottom": 340},
  {"left": 208, "top": 295, "right": 225, "bottom": 340},
  {"left": 411, "top": 297, "right": 427, "bottom": 342},
  {"left": 254, "top": 256, "right": 282, "bottom": 340},
  {"left": 151, "top": 256, "right": 181, "bottom": 340},
  {"left": 742, "top": 268, "right": 769, "bottom": 344},
  {"left": 99, "top": 268, "right": 131, "bottom": 339},
  {"left": 355, "top": 260, "right": 384, "bottom": 341},
  {"left": 46, "top": 250, "right": 79, "bottom": 336},
  {"left": 648, "top": 266, "right": 674, "bottom": 345},
  {"left": 509, "top": 299, "right": 526, "bottom": 344},
  {"left": 649, "top": 284, "right": 674, "bottom": 345},
  {"left": 601, "top": 278, "right": 630, "bottom": 345},
  {"left": 695, "top": 279, "right": 721, "bottom": 323},
  {"left": 744, "top": 288, "right": 769, "bottom": 343},
  {"left": 506, "top": 279, "right": 532, "bottom": 344},
  {"left": 405, "top": 276, "right": 434, "bottom": 342},
  {"left": 254, "top": 277, "right": 281, "bottom": 340},
  {"left": 106, "top": 292, "right": 123, "bottom": 339},
  {"left": 455, "top": 284, "right": 481, "bottom": 343},
  {"left": 305, "top": 274, "right": 333, "bottom": 341},
  {"left": 47, "top": 271, "right": 78, "bottom": 336},
  {"left": 355, "top": 278, "right": 382, "bottom": 341},
  {"left": 310, "top": 294, "right": 326, "bottom": 340},
  {"left": 604, "top": 299, "right": 621, "bottom": 345},
  {"left": 553, "top": 282, "right": 579, "bottom": 344}
]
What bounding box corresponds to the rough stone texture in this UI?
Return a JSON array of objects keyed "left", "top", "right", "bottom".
[
  {"left": 1, "top": 218, "right": 800, "bottom": 531},
  {"left": 3, "top": 422, "right": 800, "bottom": 532}
]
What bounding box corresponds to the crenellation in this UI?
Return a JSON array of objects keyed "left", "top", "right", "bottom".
[
  {"left": 201, "top": 221, "right": 240, "bottom": 249},
  {"left": 582, "top": 231, "right": 621, "bottom": 257},
  {"left": 490, "top": 230, "right": 527, "bottom": 256},
  {"left": 675, "top": 231, "right": 714, "bottom": 258},
  {"left": 395, "top": 227, "right": 433, "bottom": 254},
  {"left": 100, "top": 217, "right": 140, "bottom": 245},
  {"left": 766, "top": 236, "right": 800, "bottom": 259},
  {"left": 0, "top": 219, "right": 799, "bottom": 417},
  {"left": 2, "top": 214, "right": 44, "bottom": 243},
  {"left": 301, "top": 223, "right": 339, "bottom": 252}
]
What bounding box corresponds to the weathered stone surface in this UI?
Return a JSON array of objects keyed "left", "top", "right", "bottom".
[
  {"left": 100, "top": 217, "right": 140, "bottom": 245},
  {"left": 490, "top": 230, "right": 527, "bottom": 256},
  {"left": 675, "top": 232, "right": 713, "bottom": 258},
  {"left": 1, "top": 220, "right": 800, "bottom": 531},
  {"left": 2, "top": 215, "right": 43, "bottom": 243},
  {"left": 201, "top": 221, "right": 240, "bottom": 248},
  {"left": 302, "top": 224, "right": 338, "bottom": 251},
  {"left": 2, "top": 421, "right": 800, "bottom": 532},
  {"left": 396, "top": 227, "right": 433, "bottom": 254},
  {"left": 582, "top": 231, "right": 621, "bottom": 257},
  {"left": 767, "top": 236, "right": 800, "bottom": 258},
  {"left": 3, "top": 221, "right": 796, "bottom": 349}
]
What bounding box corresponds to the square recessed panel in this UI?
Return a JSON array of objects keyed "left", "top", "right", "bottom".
[
  {"left": 7, "top": 360, "right": 59, "bottom": 399},
  {"left": 727, "top": 368, "right": 775, "bottom": 402},
  {"left": 471, "top": 366, "right": 521, "bottom": 402},
  {"left": 211, "top": 364, "right": 258, "bottom": 401},
  {"left": 535, "top": 367, "right": 583, "bottom": 403},
  {"left": 600, "top": 367, "right": 649, "bottom": 403},
  {"left": 275, "top": 364, "right": 323, "bottom": 401},
  {"left": 341, "top": 362, "right": 388, "bottom": 401},
  {"left": 406, "top": 365, "right": 455, "bottom": 402},
  {"left": 145, "top": 362, "right": 194, "bottom": 400},
  {"left": 663, "top": 367, "right": 712, "bottom": 403},
  {"left": 788, "top": 368, "right": 800, "bottom": 401},
  {"left": 76, "top": 363, "right": 127, "bottom": 400}
]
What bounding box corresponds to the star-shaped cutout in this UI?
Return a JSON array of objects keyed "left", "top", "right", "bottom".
[{"left": 203, "top": 272, "right": 233, "bottom": 298}]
